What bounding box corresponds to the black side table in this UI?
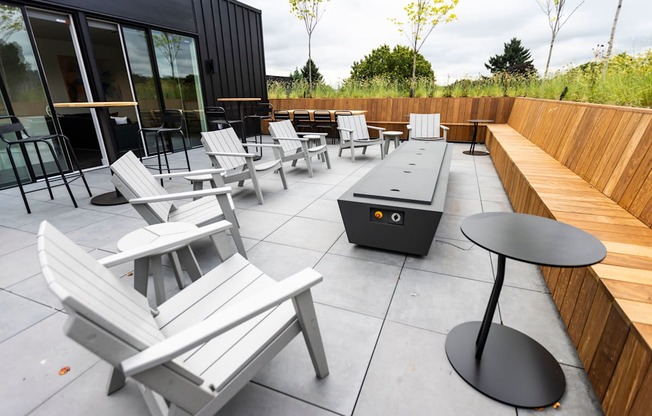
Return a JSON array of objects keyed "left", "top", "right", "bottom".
[
  {"left": 463, "top": 119, "right": 492, "bottom": 156},
  {"left": 446, "top": 212, "right": 606, "bottom": 408}
]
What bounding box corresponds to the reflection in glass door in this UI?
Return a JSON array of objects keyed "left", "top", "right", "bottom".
[
  {"left": 87, "top": 19, "right": 140, "bottom": 157},
  {"left": 151, "top": 30, "right": 205, "bottom": 148},
  {"left": 0, "top": 4, "right": 68, "bottom": 188},
  {"left": 27, "top": 8, "right": 104, "bottom": 169}
]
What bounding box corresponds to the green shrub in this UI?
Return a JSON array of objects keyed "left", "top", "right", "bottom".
[{"left": 267, "top": 51, "right": 652, "bottom": 108}]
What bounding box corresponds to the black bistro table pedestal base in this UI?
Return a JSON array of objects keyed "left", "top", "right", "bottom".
[
  {"left": 462, "top": 149, "right": 489, "bottom": 156},
  {"left": 446, "top": 321, "right": 565, "bottom": 408}
]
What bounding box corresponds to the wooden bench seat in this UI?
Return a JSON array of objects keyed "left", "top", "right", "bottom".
[{"left": 485, "top": 122, "right": 652, "bottom": 416}]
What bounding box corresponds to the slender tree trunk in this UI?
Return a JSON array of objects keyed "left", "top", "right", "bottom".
[
  {"left": 410, "top": 39, "right": 418, "bottom": 98},
  {"left": 603, "top": 0, "right": 623, "bottom": 78},
  {"left": 544, "top": 32, "right": 557, "bottom": 78},
  {"left": 308, "top": 33, "right": 313, "bottom": 98}
]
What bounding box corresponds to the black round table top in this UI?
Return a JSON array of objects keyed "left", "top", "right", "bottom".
[
  {"left": 467, "top": 119, "right": 494, "bottom": 123},
  {"left": 461, "top": 212, "right": 606, "bottom": 267}
]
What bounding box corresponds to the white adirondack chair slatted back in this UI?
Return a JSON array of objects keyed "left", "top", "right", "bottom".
[
  {"left": 268, "top": 120, "right": 302, "bottom": 153},
  {"left": 201, "top": 129, "right": 247, "bottom": 171},
  {"left": 38, "top": 222, "right": 164, "bottom": 350},
  {"left": 410, "top": 114, "right": 441, "bottom": 139},
  {"left": 337, "top": 115, "right": 369, "bottom": 141},
  {"left": 110, "top": 151, "right": 172, "bottom": 223}
]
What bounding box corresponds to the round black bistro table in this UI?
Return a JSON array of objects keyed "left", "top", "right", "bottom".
[
  {"left": 463, "top": 119, "right": 493, "bottom": 156},
  {"left": 446, "top": 212, "right": 606, "bottom": 408}
]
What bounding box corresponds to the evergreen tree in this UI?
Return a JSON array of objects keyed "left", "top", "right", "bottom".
[
  {"left": 300, "top": 58, "right": 323, "bottom": 84},
  {"left": 485, "top": 38, "right": 536, "bottom": 76}
]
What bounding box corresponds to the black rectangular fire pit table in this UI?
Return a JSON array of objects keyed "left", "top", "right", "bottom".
[
  {"left": 446, "top": 212, "right": 606, "bottom": 408},
  {"left": 337, "top": 140, "right": 452, "bottom": 256}
]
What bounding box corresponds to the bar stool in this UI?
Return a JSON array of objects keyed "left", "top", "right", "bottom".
[
  {"left": 0, "top": 115, "right": 92, "bottom": 214},
  {"left": 244, "top": 102, "right": 273, "bottom": 158},
  {"left": 292, "top": 110, "right": 312, "bottom": 132},
  {"left": 138, "top": 109, "right": 191, "bottom": 175}
]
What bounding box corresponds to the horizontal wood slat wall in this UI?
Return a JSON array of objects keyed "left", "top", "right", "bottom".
[
  {"left": 486, "top": 99, "right": 652, "bottom": 415},
  {"left": 269, "top": 97, "right": 514, "bottom": 142},
  {"left": 506, "top": 98, "right": 652, "bottom": 227}
]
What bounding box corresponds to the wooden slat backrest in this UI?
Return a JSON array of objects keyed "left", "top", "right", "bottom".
[
  {"left": 409, "top": 113, "right": 441, "bottom": 139},
  {"left": 38, "top": 222, "right": 164, "bottom": 349},
  {"left": 337, "top": 115, "right": 369, "bottom": 141},
  {"left": 507, "top": 98, "right": 652, "bottom": 227},
  {"left": 201, "top": 128, "right": 246, "bottom": 171},
  {"left": 268, "top": 120, "right": 302, "bottom": 153},
  {"left": 110, "top": 151, "right": 172, "bottom": 223}
]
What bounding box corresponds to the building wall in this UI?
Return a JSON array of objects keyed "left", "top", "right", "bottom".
[{"left": 24, "top": 0, "right": 267, "bottom": 101}]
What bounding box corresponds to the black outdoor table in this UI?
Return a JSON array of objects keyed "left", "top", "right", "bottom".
[
  {"left": 463, "top": 119, "right": 492, "bottom": 156},
  {"left": 446, "top": 212, "right": 606, "bottom": 408}
]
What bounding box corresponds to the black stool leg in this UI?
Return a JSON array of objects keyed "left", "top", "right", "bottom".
[
  {"left": 179, "top": 131, "right": 191, "bottom": 171},
  {"left": 42, "top": 139, "right": 78, "bottom": 208},
  {"left": 61, "top": 135, "right": 92, "bottom": 197},
  {"left": 32, "top": 142, "right": 54, "bottom": 200},
  {"left": 6, "top": 143, "right": 31, "bottom": 214}
]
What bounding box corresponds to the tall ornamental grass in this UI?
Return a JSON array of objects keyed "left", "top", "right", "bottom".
[{"left": 267, "top": 51, "right": 652, "bottom": 108}]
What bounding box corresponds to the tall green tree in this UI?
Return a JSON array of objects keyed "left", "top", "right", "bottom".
[
  {"left": 390, "top": 0, "right": 458, "bottom": 97},
  {"left": 350, "top": 44, "right": 434, "bottom": 83},
  {"left": 290, "top": 59, "right": 324, "bottom": 84},
  {"left": 485, "top": 38, "right": 536, "bottom": 76},
  {"left": 289, "top": 0, "right": 329, "bottom": 98},
  {"left": 537, "top": 0, "right": 585, "bottom": 78}
]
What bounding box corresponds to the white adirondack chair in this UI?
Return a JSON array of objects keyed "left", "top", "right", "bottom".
[
  {"left": 110, "top": 151, "right": 246, "bottom": 258},
  {"left": 38, "top": 220, "right": 329, "bottom": 416},
  {"left": 407, "top": 113, "right": 449, "bottom": 141},
  {"left": 201, "top": 128, "right": 288, "bottom": 205},
  {"left": 336, "top": 115, "right": 385, "bottom": 162},
  {"left": 268, "top": 120, "right": 331, "bottom": 177}
]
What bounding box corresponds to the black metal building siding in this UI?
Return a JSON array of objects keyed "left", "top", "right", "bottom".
[{"left": 197, "top": 0, "right": 267, "bottom": 101}]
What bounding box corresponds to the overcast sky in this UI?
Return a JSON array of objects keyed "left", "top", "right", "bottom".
[{"left": 243, "top": 0, "right": 652, "bottom": 86}]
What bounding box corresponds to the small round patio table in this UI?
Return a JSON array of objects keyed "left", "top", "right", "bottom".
[
  {"left": 463, "top": 119, "right": 493, "bottom": 156},
  {"left": 446, "top": 212, "right": 606, "bottom": 408}
]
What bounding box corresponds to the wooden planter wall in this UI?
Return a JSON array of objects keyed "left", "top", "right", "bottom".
[{"left": 268, "top": 97, "right": 514, "bottom": 142}]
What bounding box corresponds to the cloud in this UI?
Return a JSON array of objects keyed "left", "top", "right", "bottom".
[{"left": 247, "top": 0, "right": 651, "bottom": 85}]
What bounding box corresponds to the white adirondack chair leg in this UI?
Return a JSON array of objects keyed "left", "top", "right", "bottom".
[
  {"left": 379, "top": 143, "right": 385, "bottom": 160},
  {"left": 133, "top": 257, "right": 150, "bottom": 296},
  {"left": 137, "top": 383, "right": 168, "bottom": 416},
  {"left": 323, "top": 150, "right": 332, "bottom": 169},
  {"left": 305, "top": 153, "right": 314, "bottom": 177},
  {"left": 244, "top": 157, "right": 264, "bottom": 204},
  {"left": 175, "top": 247, "right": 201, "bottom": 282},
  {"left": 149, "top": 256, "right": 166, "bottom": 305},
  {"left": 168, "top": 252, "right": 185, "bottom": 289},
  {"left": 293, "top": 290, "right": 329, "bottom": 378},
  {"left": 106, "top": 366, "right": 126, "bottom": 395}
]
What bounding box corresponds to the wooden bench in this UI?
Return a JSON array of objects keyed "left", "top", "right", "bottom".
[{"left": 483, "top": 98, "right": 652, "bottom": 416}]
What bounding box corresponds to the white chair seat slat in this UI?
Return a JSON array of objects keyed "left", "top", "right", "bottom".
[
  {"left": 167, "top": 196, "right": 224, "bottom": 227},
  {"left": 158, "top": 262, "right": 264, "bottom": 334},
  {"left": 198, "top": 303, "right": 296, "bottom": 392},
  {"left": 254, "top": 159, "right": 282, "bottom": 172}
]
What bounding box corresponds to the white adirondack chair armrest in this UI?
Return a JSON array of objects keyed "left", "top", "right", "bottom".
[
  {"left": 367, "top": 125, "right": 386, "bottom": 132},
  {"left": 152, "top": 168, "right": 225, "bottom": 180},
  {"left": 407, "top": 125, "right": 413, "bottom": 131},
  {"left": 337, "top": 127, "right": 354, "bottom": 133},
  {"left": 206, "top": 151, "right": 255, "bottom": 158},
  {"left": 99, "top": 221, "right": 233, "bottom": 267},
  {"left": 441, "top": 125, "right": 450, "bottom": 131},
  {"left": 129, "top": 186, "right": 233, "bottom": 204},
  {"left": 274, "top": 136, "right": 309, "bottom": 143},
  {"left": 243, "top": 143, "right": 282, "bottom": 149},
  {"left": 121, "top": 268, "right": 324, "bottom": 377}
]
